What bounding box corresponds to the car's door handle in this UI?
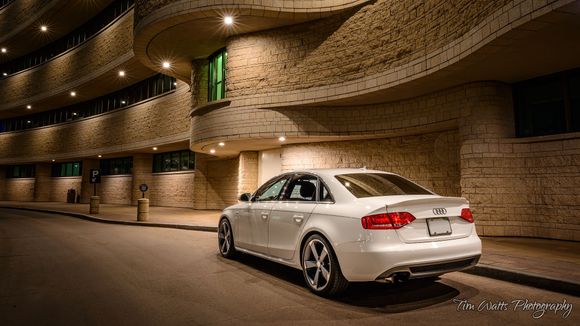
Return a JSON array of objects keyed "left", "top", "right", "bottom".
[
  {"left": 293, "top": 214, "right": 304, "bottom": 223},
  {"left": 261, "top": 212, "right": 269, "bottom": 220}
]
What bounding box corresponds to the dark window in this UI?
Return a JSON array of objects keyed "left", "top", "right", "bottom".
[
  {"left": 100, "top": 157, "right": 132, "bottom": 175},
  {"left": 153, "top": 150, "right": 195, "bottom": 173},
  {"left": 254, "top": 176, "right": 289, "bottom": 202},
  {"left": 0, "top": 0, "right": 134, "bottom": 76},
  {"left": 335, "top": 173, "right": 432, "bottom": 198},
  {"left": 514, "top": 68, "right": 580, "bottom": 137},
  {"left": 208, "top": 48, "right": 227, "bottom": 101},
  {"left": 281, "top": 175, "right": 318, "bottom": 201},
  {"left": 51, "top": 162, "right": 82, "bottom": 177},
  {"left": 319, "top": 182, "right": 334, "bottom": 203},
  {"left": 6, "top": 165, "right": 35, "bottom": 178},
  {"left": 0, "top": 74, "right": 175, "bottom": 133}
]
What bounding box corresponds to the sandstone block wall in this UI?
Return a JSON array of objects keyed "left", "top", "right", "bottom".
[
  {"left": 282, "top": 130, "right": 461, "bottom": 197},
  {"left": 49, "top": 177, "right": 82, "bottom": 202},
  {"left": 0, "top": 10, "right": 134, "bottom": 110},
  {"left": 151, "top": 172, "right": 195, "bottom": 208},
  {"left": 3, "top": 178, "right": 35, "bottom": 202},
  {"left": 101, "top": 175, "right": 133, "bottom": 205},
  {"left": 0, "top": 81, "right": 191, "bottom": 164}
]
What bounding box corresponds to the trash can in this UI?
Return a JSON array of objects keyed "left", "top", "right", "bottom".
[{"left": 66, "top": 189, "right": 76, "bottom": 203}]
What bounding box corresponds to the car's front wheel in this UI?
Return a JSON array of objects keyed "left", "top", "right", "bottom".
[
  {"left": 218, "top": 218, "right": 236, "bottom": 259},
  {"left": 301, "top": 234, "right": 348, "bottom": 296}
]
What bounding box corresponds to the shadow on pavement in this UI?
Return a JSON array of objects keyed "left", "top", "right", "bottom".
[{"left": 230, "top": 252, "right": 460, "bottom": 313}]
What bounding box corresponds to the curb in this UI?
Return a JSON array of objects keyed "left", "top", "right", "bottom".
[
  {"left": 464, "top": 264, "right": 580, "bottom": 297},
  {"left": 0, "top": 206, "right": 218, "bottom": 233},
  {"left": 2, "top": 206, "right": 578, "bottom": 296}
]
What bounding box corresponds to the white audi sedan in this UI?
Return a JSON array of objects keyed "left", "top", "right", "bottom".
[{"left": 218, "top": 168, "right": 481, "bottom": 296}]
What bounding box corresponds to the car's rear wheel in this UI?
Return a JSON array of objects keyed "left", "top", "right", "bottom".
[
  {"left": 218, "top": 218, "right": 236, "bottom": 258},
  {"left": 301, "top": 234, "right": 348, "bottom": 296}
]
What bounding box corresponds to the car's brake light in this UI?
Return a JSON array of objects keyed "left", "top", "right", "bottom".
[
  {"left": 460, "top": 208, "right": 474, "bottom": 223},
  {"left": 361, "top": 212, "right": 416, "bottom": 229}
]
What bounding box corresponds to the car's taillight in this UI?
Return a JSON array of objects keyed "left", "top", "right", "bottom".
[
  {"left": 460, "top": 208, "right": 474, "bottom": 223},
  {"left": 361, "top": 212, "right": 416, "bottom": 230}
]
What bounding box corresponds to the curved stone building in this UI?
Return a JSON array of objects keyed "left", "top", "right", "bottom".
[{"left": 1, "top": 0, "right": 579, "bottom": 240}]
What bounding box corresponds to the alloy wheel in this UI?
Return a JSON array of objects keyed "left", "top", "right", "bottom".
[
  {"left": 303, "top": 239, "right": 332, "bottom": 291},
  {"left": 218, "top": 219, "right": 232, "bottom": 256}
]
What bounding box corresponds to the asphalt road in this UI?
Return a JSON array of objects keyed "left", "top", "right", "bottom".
[{"left": 0, "top": 208, "right": 577, "bottom": 325}]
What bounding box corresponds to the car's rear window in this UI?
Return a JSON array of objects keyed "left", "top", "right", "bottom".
[{"left": 335, "top": 173, "right": 432, "bottom": 198}]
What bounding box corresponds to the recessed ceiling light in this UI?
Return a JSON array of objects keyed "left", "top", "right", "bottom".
[
  {"left": 70, "top": 91, "right": 76, "bottom": 97},
  {"left": 218, "top": 142, "right": 225, "bottom": 147},
  {"left": 26, "top": 105, "right": 32, "bottom": 109},
  {"left": 224, "top": 16, "right": 234, "bottom": 25},
  {"left": 118, "top": 70, "right": 125, "bottom": 77},
  {"left": 173, "top": 82, "right": 177, "bottom": 86},
  {"left": 1, "top": 48, "right": 6, "bottom": 53},
  {"left": 152, "top": 147, "right": 158, "bottom": 151},
  {"left": 162, "top": 61, "right": 170, "bottom": 69},
  {"left": 98, "top": 155, "right": 102, "bottom": 158},
  {"left": 2, "top": 72, "right": 7, "bottom": 76},
  {"left": 278, "top": 136, "right": 286, "bottom": 142},
  {"left": 72, "top": 112, "right": 77, "bottom": 116},
  {"left": 51, "top": 159, "right": 56, "bottom": 162},
  {"left": 210, "top": 149, "right": 216, "bottom": 154},
  {"left": 121, "top": 100, "right": 126, "bottom": 104},
  {"left": 40, "top": 25, "right": 48, "bottom": 32}
]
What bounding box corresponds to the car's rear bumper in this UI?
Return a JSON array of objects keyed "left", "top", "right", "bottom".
[{"left": 335, "top": 233, "right": 482, "bottom": 282}]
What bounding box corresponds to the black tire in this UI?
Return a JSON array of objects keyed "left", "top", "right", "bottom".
[
  {"left": 218, "top": 218, "right": 236, "bottom": 259},
  {"left": 301, "top": 234, "right": 349, "bottom": 296}
]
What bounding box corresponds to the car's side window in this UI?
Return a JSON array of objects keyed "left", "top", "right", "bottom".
[
  {"left": 282, "top": 175, "right": 318, "bottom": 201},
  {"left": 319, "top": 182, "right": 333, "bottom": 202},
  {"left": 254, "top": 177, "right": 289, "bottom": 202}
]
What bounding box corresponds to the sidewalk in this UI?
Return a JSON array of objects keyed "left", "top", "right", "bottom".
[{"left": 1, "top": 201, "right": 578, "bottom": 296}]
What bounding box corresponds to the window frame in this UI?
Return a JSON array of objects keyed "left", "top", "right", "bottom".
[
  {"left": 152, "top": 150, "right": 196, "bottom": 173},
  {"left": 208, "top": 48, "right": 227, "bottom": 102}
]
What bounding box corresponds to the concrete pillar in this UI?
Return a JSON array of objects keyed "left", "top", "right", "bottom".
[
  {"left": 90, "top": 196, "right": 100, "bottom": 214},
  {"left": 132, "top": 154, "right": 153, "bottom": 206},
  {"left": 34, "top": 163, "right": 51, "bottom": 202},
  {"left": 238, "top": 151, "right": 259, "bottom": 197},
  {"left": 0, "top": 166, "right": 6, "bottom": 200},
  {"left": 80, "top": 159, "right": 100, "bottom": 203},
  {"left": 137, "top": 198, "right": 149, "bottom": 221},
  {"left": 191, "top": 59, "right": 208, "bottom": 108}
]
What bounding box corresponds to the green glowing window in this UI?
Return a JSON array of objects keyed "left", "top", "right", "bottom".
[
  {"left": 51, "top": 161, "right": 82, "bottom": 177},
  {"left": 208, "top": 48, "right": 227, "bottom": 101}
]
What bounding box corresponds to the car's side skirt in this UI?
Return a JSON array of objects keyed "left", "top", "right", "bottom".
[{"left": 236, "top": 246, "right": 302, "bottom": 270}]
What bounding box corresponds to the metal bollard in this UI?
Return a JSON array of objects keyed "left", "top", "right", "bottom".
[
  {"left": 137, "top": 198, "right": 149, "bottom": 221},
  {"left": 89, "top": 196, "right": 100, "bottom": 214}
]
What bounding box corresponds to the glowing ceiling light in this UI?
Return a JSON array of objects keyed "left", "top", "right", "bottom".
[
  {"left": 1, "top": 48, "right": 6, "bottom": 53},
  {"left": 162, "top": 61, "right": 171, "bottom": 69},
  {"left": 26, "top": 105, "right": 32, "bottom": 109},
  {"left": 98, "top": 155, "right": 102, "bottom": 158},
  {"left": 224, "top": 16, "right": 234, "bottom": 25},
  {"left": 2, "top": 72, "right": 7, "bottom": 76},
  {"left": 218, "top": 142, "right": 225, "bottom": 147},
  {"left": 278, "top": 136, "right": 286, "bottom": 142},
  {"left": 70, "top": 91, "right": 76, "bottom": 97},
  {"left": 118, "top": 70, "right": 126, "bottom": 77},
  {"left": 210, "top": 149, "right": 216, "bottom": 154},
  {"left": 152, "top": 147, "right": 158, "bottom": 151},
  {"left": 40, "top": 25, "right": 48, "bottom": 32}
]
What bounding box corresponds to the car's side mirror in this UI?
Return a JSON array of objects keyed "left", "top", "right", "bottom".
[{"left": 239, "top": 193, "right": 252, "bottom": 202}]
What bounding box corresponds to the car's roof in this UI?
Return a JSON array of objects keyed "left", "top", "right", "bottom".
[{"left": 289, "top": 168, "right": 396, "bottom": 178}]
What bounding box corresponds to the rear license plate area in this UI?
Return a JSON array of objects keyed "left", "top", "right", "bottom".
[{"left": 426, "top": 217, "right": 452, "bottom": 236}]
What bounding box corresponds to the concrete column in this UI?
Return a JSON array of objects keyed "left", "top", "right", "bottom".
[
  {"left": 0, "top": 166, "right": 6, "bottom": 200},
  {"left": 191, "top": 59, "right": 208, "bottom": 108},
  {"left": 238, "top": 151, "right": 259, "bottom": 197},
  {"left": 132, "top": 154, "right": 153, "bottom": 206},
  {"left": 34, "top": 163, "right": 51, "bottom": 202},
  {"left": 193, "top": 153, "right": 209, "bottom": 209},
  {"left": 80, "top": 159, "right": 100, "bottom": 203}
]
